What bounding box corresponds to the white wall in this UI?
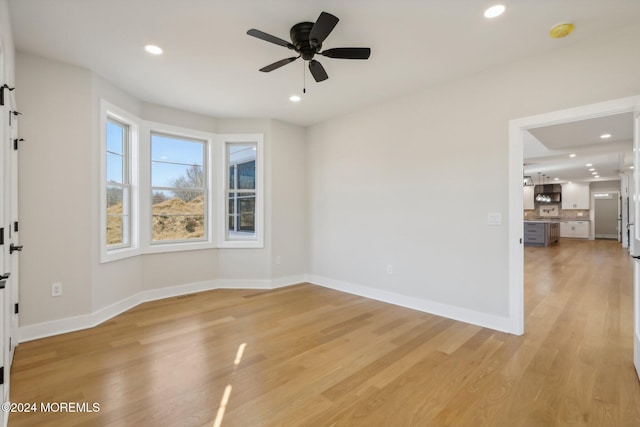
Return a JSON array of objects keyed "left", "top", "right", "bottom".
[
  {"left": 591, "top": 180, "right": 621, "bottom": 193},
  {"left": 17, "top": 52, "right": 94, "bottom": 324},
  {"left": 271, "top": 120, "right": 308, "bottom": 279},
  {"left": 307, "top": 24, "right": 640, "bottom": 326}
]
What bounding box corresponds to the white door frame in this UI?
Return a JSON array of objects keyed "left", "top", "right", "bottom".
[{"left": 508, "top": 95, "right": 640, "bottom": 335}]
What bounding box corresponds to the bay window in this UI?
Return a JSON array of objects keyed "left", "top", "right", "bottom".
[{"left": 101, "top": 100, "right": 263, "bottom": 262}]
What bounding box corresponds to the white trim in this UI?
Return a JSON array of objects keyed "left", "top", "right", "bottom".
[
  {"left": 509, "top": 95, "right": 640, "bottom": 336},
  {"left": 307, "top": 275, "right": 512, "bottom": 333},
  {"left": 18, "top": 275, "right": 307, "bottom": 343}
]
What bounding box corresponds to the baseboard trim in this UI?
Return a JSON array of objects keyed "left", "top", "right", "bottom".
[
  {"left": 19, "top": 273, "right": 512, "bottom": 342},
  {"left": 307, "top": 275, "right": 512, "bottom": 333},
  {"left": 18, "top": 275, "right": 307, "bottom": 343}
]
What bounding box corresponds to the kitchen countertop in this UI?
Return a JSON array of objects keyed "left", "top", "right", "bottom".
[{"left": 524, "top": 220, "right": 560, "bottom": 223}]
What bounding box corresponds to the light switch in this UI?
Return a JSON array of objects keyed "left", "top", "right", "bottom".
[{"left": 488, "top": 212, "right": 502, "bottom": 226}]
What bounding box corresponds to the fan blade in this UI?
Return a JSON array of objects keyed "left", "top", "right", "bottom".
[
  {"left": 321, "top": 47, "right": 371, "bottom": 60},
  {"left": 259, "top": 57, "right": 299, "bottom": 72},
  {"left": 247, "top": 29, "right": 294, "bottom": 50},
  {"left": 309, "top": 12, "right": 339, "bottom": 46},
  {"left": 309, "top": 60, "right": 328, "bottom": 82}
]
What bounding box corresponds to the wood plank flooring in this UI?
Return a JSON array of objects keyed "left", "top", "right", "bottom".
[{"left": 8, "top": 239, "right": 640, "bottom": 426}]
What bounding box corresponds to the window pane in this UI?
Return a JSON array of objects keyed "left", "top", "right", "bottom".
[
  {"left": 238, "top": 195, "right": 255, "bottom": 232},
  {"left": 106, "top": 186, "right": 129, "bottom": 246},
  {"left": 151, "top": 134, "right": 204, "bottom": 165},
  {"left": 226, "top": 144, "right": 257, "bottom": 240},
  {"left": 152, "top": 162, "right": 204, "bottom": 189},
  {"left": 107, "top": 152, "right": 124, "bottom": 183},
  {"left": 107, "top": 185, "right": 124, "bottom": 209},
  {"left": 152, "top": 189, "right": 205, "bottom": 241},
  {"left": 229, "top": 145, "right": 255, "bottom": 164},
  {"left": 228, "top": 192, "right": 255, "bottom": 234},
  {"left": 238, "top": 161, "right": 255, "bottom": 189},
  {"left": 107, "top": 215, "right": 124, "bottom": 245},
  {"left": 106, "top": 120, "right": 124, "bottom": 154}
]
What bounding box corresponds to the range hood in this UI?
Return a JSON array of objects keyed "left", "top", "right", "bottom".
[{"left": 534, "top": 184, "right": 562, "bottom": 204}]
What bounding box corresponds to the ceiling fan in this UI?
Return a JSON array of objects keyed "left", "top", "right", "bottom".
[{"left": 247, "top": 11, "right": 371, "bottom": 83}]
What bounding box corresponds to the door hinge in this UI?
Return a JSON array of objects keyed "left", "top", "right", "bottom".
[
  {"left": 13, "top": 138, "right": 24, "bottom": 150},
  {"left": 14, "top": 303, "right": 19, "bottom": 314},
  {"left": 0, "top": 84, "right": 14, "bottom": 106},
  {"left": 9, "top": 110, "right": 21, "bottom": 126},
  {"left": 0, "top": 228, "right": 3, "bottom": 245},
  {"left": 0, "top": 367, "right": 4, "bottom": 385},
  {"left": 14, "top": 221, "right": 19, "bottom": 233}
]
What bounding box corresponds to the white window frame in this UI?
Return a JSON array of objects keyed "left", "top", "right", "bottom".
[
  {"left": 140, "top": 122, "right": 215, "bottom": 254},
  {"left": 217, "top": 134, "right": 264, "bottom": 249},
  {"left": 100, "top": 101, "right": 140, "bottom": 263},
  {"left": 100, "top": 101, "right": 264, "bottom": 262}
]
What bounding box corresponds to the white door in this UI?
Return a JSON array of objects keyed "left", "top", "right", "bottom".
[
  {"left": 0, "top": 45, "right": 19, "bottom": 415},
  {"left": 8, "top": 107, "right": 20, "bottom": 363},
  {"left": 633, "top": 110, "right": 640, "bottom": 380},
  {"left": 0, "top": 44, "right": 8, "bottom": 423}
]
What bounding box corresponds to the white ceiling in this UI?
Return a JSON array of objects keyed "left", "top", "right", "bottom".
[
  {"left": 524, "top": 112, "right": 634, "bottom": 184},
  {"left": 8, "top": 0, "right": 640, "bottom": 126}
]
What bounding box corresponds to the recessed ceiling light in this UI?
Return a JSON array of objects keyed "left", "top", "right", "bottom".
[
  {"left": 289, "top": 95, "right": 301, "bottom": 102},
  {"left": 631, "top": 166, "right": 635, "bottom": 170},
  {"left": 594, "top": 175, "right": 600, "bottom": 178},
  {"left": 591, "top": 172, "right": 598, "bottom": 175},
  {"left": 554, "top": 178, "right": 559, "bottom": 181},
  {"left": 484, "top": 4, "right": 505, "bottom": 18},
  {"left": 600, "top": 133, "right": 612, "bottom": 139},
  {"left": 144, "top": 44, "right": 163, "bottom": 55},
  {"left": 585, "top": 163, "right": 593, "bottom": 167},
  {"left": 589, "top": 168, "right": 595, "bottom": 171},
  {"left": 569, "top": 154, "right": 576, "bottom": 158}
]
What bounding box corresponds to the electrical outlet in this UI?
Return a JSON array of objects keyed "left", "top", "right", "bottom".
[
  {"left": 52, "top": 282, "right": 62, "bottom": 297},
  {"left": 387, "top": 264, "right": 393, "bottom": 274}
]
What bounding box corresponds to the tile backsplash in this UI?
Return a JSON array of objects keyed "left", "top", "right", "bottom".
[{"left": 524, "top": 206, "right": 590, "bottom": 220}]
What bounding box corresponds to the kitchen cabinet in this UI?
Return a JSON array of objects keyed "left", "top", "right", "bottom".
[
  {"left": 562, "top": 182, "right": 590, "bottom": 210},
  {"left": 524, "top": 221, "right": 559, "bottom": 246},
  {"left": 560, "top": 220, "right": 590, "bottom": 239},
  {"left": 523, "top": 186, "right": 535, "bottom": 210}
]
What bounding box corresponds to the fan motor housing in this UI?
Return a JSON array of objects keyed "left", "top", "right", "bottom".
[{"left": 290, "top": 22, "right": 321, "bottom": 60}]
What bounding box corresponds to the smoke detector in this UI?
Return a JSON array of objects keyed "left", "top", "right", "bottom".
[{"left": 550, "top": 22, "right": 574, "bottom": 39}]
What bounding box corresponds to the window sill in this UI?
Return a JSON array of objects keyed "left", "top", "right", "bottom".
[{"left": 217, "top": 240, "right": 264, "bottom": 249}]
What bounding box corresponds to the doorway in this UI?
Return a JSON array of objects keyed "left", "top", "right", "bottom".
[
  {"left": 593, "top": 191, "right": 621, "bottom": 240},
  {"left": 508, "top": 95, "right": 640, "bottom": 334}
]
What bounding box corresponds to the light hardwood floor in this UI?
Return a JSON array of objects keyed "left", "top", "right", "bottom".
[{"left": 8, "top": 239, "right": 640, "bottom": 426}]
